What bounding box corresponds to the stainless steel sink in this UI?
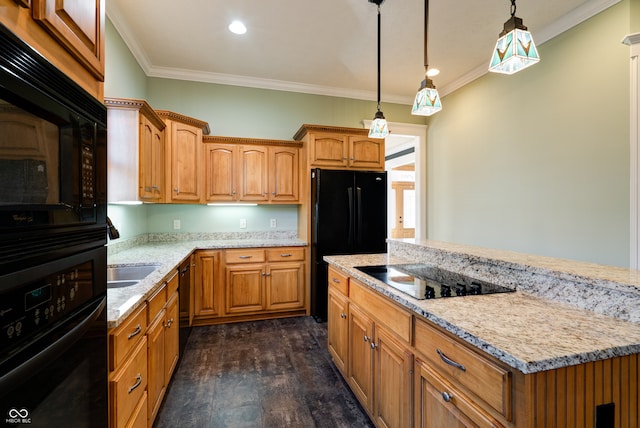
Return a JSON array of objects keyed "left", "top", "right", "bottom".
[
  {"left": 107, "top": 280, "right": 140, "bottom": 289},
  {"left": 107, "top": 264, "right": 160, "bottom": 282}
]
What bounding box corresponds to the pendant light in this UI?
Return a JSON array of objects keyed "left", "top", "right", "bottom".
[
  {"left": 489, "top": 0, "right": 540, "bottom": 74},
  {"left": 411, "top": 0, "right": 442, "bottom": 116},
  {"left": 368, "top": 0, "right": 389, "bottom": 139}
]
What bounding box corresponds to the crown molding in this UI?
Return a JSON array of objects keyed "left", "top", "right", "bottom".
[{"left": 108, "top": 0, "right": 621, "bottom": 103}]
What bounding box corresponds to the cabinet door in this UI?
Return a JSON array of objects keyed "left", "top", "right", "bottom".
[
  {"left": 265, "top": 262, "right": 304, "bottom": 311},
  {"left": 309, "top": 133, "right": 348, "bottom": 167},
  {"left": 268, "top": 146, "right": 299, "bottom": 202},
  {"left": 32, "top": 0, "right": 105, "bottom": 79},
  {"left": 225, "top": 264, "right": 265, "bottom": 314},
  {"left": 348, "top": 304, "right": 375, "bottom": 412},
  {"left": 146, "top": 312, "right": 166, "bottom": 426},
  {"left": 164, "top": 291, "right": 180, "bottom": 382},
  {"left": 205, "top": 144, "right": 237, "bottom": 202},
  {"left": 167, "top": 121, "right": 203, "bottom": 202},
  {"left": 348, "top": 136, "right": 384, "bottom": 169},
  {"left": 414, "top": 359, "right": 498, "bottom": 428},
  {"left": 374, "top": 325, "right": 413, "bottom": 428},
  {"left": 238, "top": 146, "right": 268, "bottom": 201},
  {"left": 327, "top": 287, "right": 349, "bottom": 375},
  {"left": 194, "top": 250, "right": 222, "bottom": 319},
  {"left": 139, "top": 115, "right": 164, "bottom": 202}
]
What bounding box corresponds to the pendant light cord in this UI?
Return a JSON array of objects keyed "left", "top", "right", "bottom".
[
  {"left": 510, "top": 0, "right": 517, "bottom": 18},
  {"left": 423, "top": 0, "right": 429, "bottom": 72},
  {"left": 376, "top": 4, "right": 382, "bottom": 111}
]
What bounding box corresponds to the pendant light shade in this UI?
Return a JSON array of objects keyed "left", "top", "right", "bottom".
[
  {"left": 489, "top": 0, "right": 540, "bottom": 74},
  {"left": 368, "top": 0, "right": 389, "bottom": 139},
  {"left": 412, "top": 0, "right": 441, "bottom": 116}
]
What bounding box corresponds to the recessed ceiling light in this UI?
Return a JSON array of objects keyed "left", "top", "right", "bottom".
[{"left": 229, "top": 20, "right": 247, "bottom": 35}]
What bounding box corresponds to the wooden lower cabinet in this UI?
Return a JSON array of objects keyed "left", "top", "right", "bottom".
[
  {"left": 329, "top": 269, "right": 413, "bottom": 428},
  {"left": 327, "top": 286, "right": 349, "bottom": 374},
  {"left": 109, "top": 271, "right": 180, "bottom": 428},
  {"left": 194, "top": 250, "right": 223, "bottom": 322},
  {"left": 374, "top": 326, "right": 413, "bottom": 428},
  {"left": 193, "top": 247, "right": 307, "bottom": 325}
]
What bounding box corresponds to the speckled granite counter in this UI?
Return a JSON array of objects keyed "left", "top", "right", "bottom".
[
  {"left": 107, "top": 237, "right": 306, "bottom": 328},
  {"left": 325, "top": 252, "right": 640, "bottom": 374}
]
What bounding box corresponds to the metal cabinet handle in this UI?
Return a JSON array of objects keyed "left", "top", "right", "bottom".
[
  {"left": 128, "top": 324, "right": 142, "bottom": 340},
  {"left": 152, "top": 185, "right": 159, "bottom": 190},
  {"left": 280, "top": 253, "right": 292, "bottom": 257},
  {"left": 128, "top": 374, "right": 142, "bottom": 393},
  {"left": 174, "top": 188, "right": 179, "bottom": 193},
  {"left": 340, "top": 313, "right": 347, "bottom": 319},
  {"left": 363, "top": 335, "right": 370, "bottom": 342},
  {"left": 144, "top": 186, "right": 151, "bottom": 192},
  {"left": 370, "top": 342, "right": 376, "bottom": 350},
  {"left": 441, "top": 391, "right": 453, "bottom": 402},
  {"left": 165, "top": 318, "right": 174, "bottom": 328},
  {"left": 437, "top": 349, "right": 466, "bottom": 372},
  {"left": 238, "top": 255, "right": 252, "bottom": 259},
  {"left": 332, "top": 278, "right": 341, "bottom": 283}
]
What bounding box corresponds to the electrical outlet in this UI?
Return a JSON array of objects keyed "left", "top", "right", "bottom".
[
  {"left": 270, "top": 218, "right": 277, "bottom": 228},
  {"left": 239, "top": 218, "right": 247, "bottom": 229},
  {"left": 173, "top": 219, "right": 181, "bottom": 230}
]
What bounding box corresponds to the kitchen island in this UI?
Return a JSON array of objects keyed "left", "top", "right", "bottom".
[{"left": 325, "top": 239, "right": 640, "bottom": 427}]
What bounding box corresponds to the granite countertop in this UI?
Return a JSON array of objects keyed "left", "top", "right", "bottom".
[
  {"left": 324, "top": 253, "right": 640, "bottom": 375},
  {"left": 107, "top": 238, "right": 306, "bottom": 328}
]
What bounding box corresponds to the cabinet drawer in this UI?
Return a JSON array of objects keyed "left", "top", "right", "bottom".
[
  {"left": 126, "top": 391, "right": 147, "bottom": 428},
  {"left": 110, "top": 336, "right": 148, "bottom": 428},
  {"left": 147, "top": 283, "right": 167, "bottom": 323},
  {"left": 350, "top": 279, "right": 411, "bottom": 343},
  {"left": 166, "top": 271, "right": 179, "bottom": 296},
  {"left": 109, "top": 304, "right": 148, "bottom": 371},
  {"left": 266, "top": 247, "right": 305, "bottom": 262},
  {"left": 328, "top": 266, "right": 349, "bottom": 296},
  {"left": 225, "top": 249, "right": 266, "bottom": 264},
  {"left": 414, "top": 318, "right": 512, "bottom": 420}
]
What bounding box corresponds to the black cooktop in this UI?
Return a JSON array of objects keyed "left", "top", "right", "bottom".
[{"left": 354, "top": 264, "right": 514, "bottom": 300}]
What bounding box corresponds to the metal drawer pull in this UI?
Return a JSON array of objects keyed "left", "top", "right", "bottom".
[
  {"left": 363, "top": 335, "right": 370, "bottom": 342},
  {"left": 128, "top": 374, "right": 142, "bottom": 393},
  {"left": 441, "top": 391, "right": 453, "bottom": 402},
  {"left": 332, "top": 278, "right": 341, "bottom": 283},
  {"left": 340, "top": 313, "right": 346, "bottom": 319},
  {"left": 280, "top": 253, "right": 292, "bottom": 257},
  {"left": 128, "top": 324, "right": 142, "bottom": 339},
  {"left": 437, "top": 349, "right": 466, "bottom": 372},
  {"left": 238, "top": 255, "right": 252, "bottom": 259}
]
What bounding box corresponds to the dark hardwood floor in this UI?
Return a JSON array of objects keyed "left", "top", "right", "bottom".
[{"left": 155, "top": 317, "right": 375, "bottom": 428}]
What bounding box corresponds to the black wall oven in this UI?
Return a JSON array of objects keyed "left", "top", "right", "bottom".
[{"left": 0, "top": 23, "right": 108, "bottom": 427}]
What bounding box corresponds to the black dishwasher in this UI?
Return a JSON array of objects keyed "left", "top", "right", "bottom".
[{"left": 178, "top": 258, "right": 192, "bottom": 356}]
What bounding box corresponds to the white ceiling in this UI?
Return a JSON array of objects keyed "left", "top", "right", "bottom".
[{"left": 107, "top": 0, "right": 619, "bottom": 105}]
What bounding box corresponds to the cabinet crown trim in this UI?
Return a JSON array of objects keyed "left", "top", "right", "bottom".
[
  {"left": 203, "top": 135, "right": 302, "bottom": 147},
  {"left": 293, "top": 124, "right": 382, "bottom": 141},
  {"left": 155, "top": 110, "right": 210, "bottom": 135},
  {"left": 105, "top": 97, "right": 166, "bottom": 130}
]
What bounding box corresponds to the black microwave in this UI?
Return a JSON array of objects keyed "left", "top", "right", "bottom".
[{"left": 0, "top": 24, "right": 107, "bottom": 273}]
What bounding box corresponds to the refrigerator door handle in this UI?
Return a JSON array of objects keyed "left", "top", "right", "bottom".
[
  {"left": 356, "top": 186, "right": 363, "bottom": 245},
  {"left": 348, "top": 186, "right": 354, "bottom": 246}
]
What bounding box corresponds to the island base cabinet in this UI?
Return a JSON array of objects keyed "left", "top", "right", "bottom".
[
  {"left": 415, "top": 358, "right": 502, "bottom": 428},
  {"left": 327, "top": 286, "right": 349, "bottom": 375}
]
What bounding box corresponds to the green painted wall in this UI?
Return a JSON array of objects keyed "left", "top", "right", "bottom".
[
  {"left": 146, "top": 78, "right": 423, "bottom": 140},
  {"left": 427, "top": 1, "right": 631, "bottom": 266},
  {"left": 104, "top": 19, "right": 147, "bottom": 99}
]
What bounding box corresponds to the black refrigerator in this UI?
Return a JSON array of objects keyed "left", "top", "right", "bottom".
[{"left": 311, "top": 168, "right": 387, "bottom": 321}]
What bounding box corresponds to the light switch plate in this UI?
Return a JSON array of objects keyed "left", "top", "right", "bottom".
[
  {"left": 173, "top": 219, "right": 181, "bottom": 230},
  {"left": 270, "top": 218, "right": 277, "bottom": 228},
  {"left": 240, "top": 219, "right": 247, "bottom": 229}
]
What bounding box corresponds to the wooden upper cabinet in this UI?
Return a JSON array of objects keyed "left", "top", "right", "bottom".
[
  {"left": 269, "top": 146, "right": 299, "bottom": 202},
  {"left": 105, "top": 97, "right": 166, "bottom": 203},
  {"left": 204, "top": 136, "right": 301, "bottom": 204},
  {"left": 294, "top": 124, "right": 385, "bottom": 171},
  {"left": 157, "top": 110, "right": 210, "bottom": 204},
  {"left": 239, "top": 145, "right": 269, "bottom": 202},
  {"left": 32, "top": 0, "right": 105, "bottom": 80}
]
